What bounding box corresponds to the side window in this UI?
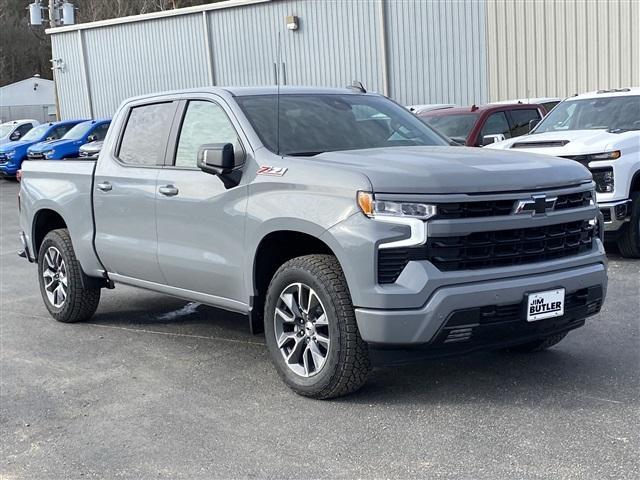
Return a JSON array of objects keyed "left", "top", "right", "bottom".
[
  {"left": 16, "top": 124, "right": 33, "bottom": 136},
  {"left": 118, "top": 102, "right": 175, "bottom": 166},
  {"left": 93, "top": 123, "right": 110, "bottom": 141},
  {"left": 174, "top": 100, "right": 239, "bottom": 168},
  {"left": 509, "top": 109, "right": 541, "bottom": 137},
  {"left": 51, "top": 124, "right": 73, "bottom": 139},
  {"left": 480, "top": 112, "right": 511, "bottom": 145}
]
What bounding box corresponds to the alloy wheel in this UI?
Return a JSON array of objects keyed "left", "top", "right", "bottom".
[
  {"left": 42, "top": 246, "right": 68, "bottom": 308},
  {"left": 274, "top": 282, "right": 330, "bottom": 377}
]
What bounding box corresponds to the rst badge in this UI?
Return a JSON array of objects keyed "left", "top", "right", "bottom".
[{"left": 257, "top": 166, "right": 288, "bottom": 176}]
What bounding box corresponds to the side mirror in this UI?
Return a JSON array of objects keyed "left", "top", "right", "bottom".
[
  {"left": 197, "top": 143, "right": 235, "bottom": 175},
  {"left": 528, "top": 118, "right": 540, "bottom": 132},
  {"left": 9, "top": 131, "right": 21, "bottom": 141},
  {"left": 87, "top": 134, "right": 97, "bottom": 143},
  {"left": 482, "top": 133, "right": 505, "bottom": 146}
]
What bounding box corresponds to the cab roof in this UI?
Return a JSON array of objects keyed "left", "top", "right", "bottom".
[
  {"left": 418, "top": 103, "right": 544, "bottom": 117},
  {"left": 567, "top": 87, "right": 640, "bottom": 101}
]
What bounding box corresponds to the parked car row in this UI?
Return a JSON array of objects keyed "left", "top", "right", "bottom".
[
  {"left": 0, "top": 118, "right": 110, "bottom": 178},
  {"left": 410, "top": 88, "right": 639, "bottom": 258}
]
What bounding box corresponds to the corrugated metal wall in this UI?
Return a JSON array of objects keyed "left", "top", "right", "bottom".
[
  {"left": 386, "top": 0, "right": 488, "bottom": 105},
  {"left": 49, "top": 0, "right": 638, "bottom": 119},
  {"left": 208, "top": 0, "right": 384, "bottom": 92},
  {"left": 83, "top": 14, "right": 210, "bottom": 117},
  {"left": 486, "top": 0, "right": 640, "bottom": 101},
  {"left": 51, "top": 31, "right": 90, "bottom": 119}
]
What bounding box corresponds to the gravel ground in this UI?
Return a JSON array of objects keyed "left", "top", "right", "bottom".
[{"left": 1, "top": 179, "right": 638, "bottom": 479}]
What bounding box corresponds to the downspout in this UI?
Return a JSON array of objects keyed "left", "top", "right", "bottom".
[{"left": 378, "top": 0, "right": 390, "bottom": 97}]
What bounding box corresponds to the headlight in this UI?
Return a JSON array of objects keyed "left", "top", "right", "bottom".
[
  {"left": 588, "top": 150, "right": 621, "bottom": 161},
  {"left": 5, "top": 150, "right": 15, "bottom": 159},
  {"left": 44, "top": 150, "right": 55, "bottom": 159},
  {"left": 357, "top": 192, "right": 437, "bottom": 219},
  {"left": 591, "top": 168, "right": 614, "bottom": 193}
]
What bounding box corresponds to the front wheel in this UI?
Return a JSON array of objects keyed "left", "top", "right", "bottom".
[
  {"left": 37, "top": 229, "right": 101, "bottom": 323},
  {"left": 264, "top": 255, "right": 370, "bottom": 399},
  {"left": 617, "top": 193, "right": 640, "bottom": 258}
]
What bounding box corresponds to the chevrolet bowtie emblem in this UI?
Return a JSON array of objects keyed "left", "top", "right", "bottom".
[{"left": 513, "top": 194, "right": 557, "bottom": 215}]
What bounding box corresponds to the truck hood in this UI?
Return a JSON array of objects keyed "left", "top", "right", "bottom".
[
  {"left": 314, "top": 146, "right": 592, "bottom": 194},
  {"left": 486, "top": 129, "right": 638, "bottom": 156},
  {"left": 0, "top": 139, "right": 35, "bottom": 153},
  {"left": 28, "top": 138, "right": 79, "bottom": 153}
]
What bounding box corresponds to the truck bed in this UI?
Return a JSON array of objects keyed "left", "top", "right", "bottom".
[{"left": 19, "top": 160, "right": 104, "bottom": 277}]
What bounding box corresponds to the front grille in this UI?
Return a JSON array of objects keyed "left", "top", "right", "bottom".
[
  {"left": 27, "top": 153, "right": 45, "bottom": 160},
  {"left": 434, "top": 286, "right": 603, "bottom": 346},
  {"left": 601, "top": 208, "right": 612, "bottom": 222},
  {"left": 378, "top": 220, "right": 595, "bottom": 281},
  {"left": 435, "top": 190, "right": 592, "bottom": 219}
]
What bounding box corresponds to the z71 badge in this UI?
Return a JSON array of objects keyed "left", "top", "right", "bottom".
[{"left": 257, "top": 166, "right": 288, "bottom": 176}]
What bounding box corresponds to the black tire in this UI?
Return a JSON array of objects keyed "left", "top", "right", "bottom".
[
  {"left": 264, "top": 254, "right": 370, "bottom": 399},
  {"left": 37, "top": 228, "right": 101, "bottom": 323},
  {"left": 508, "top": 332, "right": 568, "bottom": 353},
  {"left": 617, "top": 192, "right": 640, "bottom": 258}
]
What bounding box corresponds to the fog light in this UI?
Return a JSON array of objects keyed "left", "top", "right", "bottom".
[{"left": 614, "top": 203, "right": 628, "bottom": 220}]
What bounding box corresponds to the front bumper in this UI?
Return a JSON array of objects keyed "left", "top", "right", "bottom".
[
  {"left": 355, "top": 262, "right": 606, "bottom": 346},
  {"left": 599, "top": 199, "right": 632, "bottom": 232}
]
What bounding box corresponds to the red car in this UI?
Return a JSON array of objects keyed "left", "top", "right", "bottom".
[{"left": 418, "top": 103, "right": 548, "bottom": 147}]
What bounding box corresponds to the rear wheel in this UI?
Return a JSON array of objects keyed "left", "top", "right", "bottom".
[
  {"left": 508, "top": 332, "right": 568, "bottom": 353},
  {"left": 264, "top": 254, "right": 370, "bottom": 399},
  {"left": 617, "top": 193, "right": 640, "bottom": 258},
  {"left": 37, "top": 229, "right": 101, "bottom": 323}
]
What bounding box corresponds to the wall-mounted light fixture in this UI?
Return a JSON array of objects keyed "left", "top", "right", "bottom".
[{"left": 286, "top": 15, "right": 298, "bottom": 31}]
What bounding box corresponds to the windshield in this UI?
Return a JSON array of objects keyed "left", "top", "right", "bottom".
[
  {"left": 534, "top": 95, "right": 640, "bottom": 133},
  {"left": 0, "top": 124, "right": 14, "bottom": 137},
  {"left": 421, "top": 113, "right": 478, "bottom": 141},
  {"left": 21, "top": 123, "right": 50, "bottom": 141},
  {"left": 62, "top": 121, "right": 93, "bottom": 140},
  {"left": 236, "top": 94, "right": 448, "bottom": 156}
]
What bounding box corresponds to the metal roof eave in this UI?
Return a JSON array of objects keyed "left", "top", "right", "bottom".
[{"left": 45, "top": 0, "right": 272, "bottom": 35}]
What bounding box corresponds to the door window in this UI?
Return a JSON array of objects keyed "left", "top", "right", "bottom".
[
  {"left": 51, "top": 124, "right": 74, "bottom": 139},
  {"left": 509, "top": 109, "right": 541, "bottom": 137},
  {"left": 479, "top": 112, "right": 511, "bottom": 145},
  {"left": 92, "top": 123, "right": 110, "bottom": 141},
  {"left": 118, "top": 102, "right": 175, "bottom": 166},
  {"left": 174, "top": 100, "right": 239, "bottom": 168},
  {"left": 15, "top": 123, "right": 33, "bottom": 136}
]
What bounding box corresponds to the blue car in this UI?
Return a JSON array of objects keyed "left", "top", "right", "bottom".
[
  {"left": 0, "top": 119, "right": 86, "bottom": 177},
  {"left": 27, "top": 119, "right": 111, "bottom": 161}
]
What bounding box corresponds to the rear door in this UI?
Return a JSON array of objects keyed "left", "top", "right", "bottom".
[
  {"left": 155, "top": 96, "right": 249, "bottom": 307},
  {"left": 94, "top": 100, "right": 177, "bottom": 283}
]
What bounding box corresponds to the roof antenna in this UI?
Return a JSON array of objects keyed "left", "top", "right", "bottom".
[
  {"left": 276, "top": 31, "right": 282, "bottom": 156},
  {"left": 348, "top": 80, "right": 367, "bottom": 93}
]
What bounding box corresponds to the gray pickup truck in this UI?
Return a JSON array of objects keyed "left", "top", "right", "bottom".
[{"left": 19, "top": 86, "right": 607, "bottom": 399}]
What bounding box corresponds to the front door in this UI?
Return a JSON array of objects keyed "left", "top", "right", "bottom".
[
  {"left": 155, "top": 98, "right": 249, "bottom": 306},
  {"left": 94, "top": 101, "right": 177, "bottom": 283}
]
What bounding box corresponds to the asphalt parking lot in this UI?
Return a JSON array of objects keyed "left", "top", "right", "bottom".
[{"left": 1, "top": 179, "right": 638, "bottom": 480}]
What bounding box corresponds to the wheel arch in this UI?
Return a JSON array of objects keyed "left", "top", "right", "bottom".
[
  {"left": 630, "top": 169, "right": 640, "bottom": 195},
  {"left": 32, "top": 208, "right": 67, "bottom": 258}
]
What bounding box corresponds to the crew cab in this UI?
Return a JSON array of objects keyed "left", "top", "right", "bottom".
[
  {"left": 418, "top": 103, "right": 548, "bottom": 146},
  {"left": 0, "top": 119, "right": 85, "bottom": 177},
  {"left": 487, "top": 88, "right": 640, "bottom": 258},
  {"left": 0, "top": 119, "right": 39, "bottom": 146},
  {"left": 27, "top": 119, "right": 111, "bottom": 160},
  {"left": 19, "top": 87, "right": 607, "bottom": 398}
]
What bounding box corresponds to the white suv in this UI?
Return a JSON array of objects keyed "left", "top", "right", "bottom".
[
  {"left": 0, "top": 119, "right": 40, "bottom": 146},
  {"left": 487, "top": 88, "right": 640, "bottom": 257}
]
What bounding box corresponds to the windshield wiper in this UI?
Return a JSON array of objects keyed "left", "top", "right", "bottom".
[
  {"left": 607, "top": 127, "right": 640, "bottom": 133},
  {"left": 286, "top": 151, "right": 325, "bottom": 157}
]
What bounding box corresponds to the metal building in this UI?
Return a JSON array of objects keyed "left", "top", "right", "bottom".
[
  {"left": 0, "top": 75, "right": 56, "bottom": 123},
  {"left": 47, "top": 0, "right": 639, "bottom": 120}
]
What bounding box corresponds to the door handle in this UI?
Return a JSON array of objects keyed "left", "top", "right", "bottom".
[
  {"left": 96, "top": 181, "right": 112, "bottom": 192},
  {"left": 158, "top": 184, "right": 179, "bottom": 197}
]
